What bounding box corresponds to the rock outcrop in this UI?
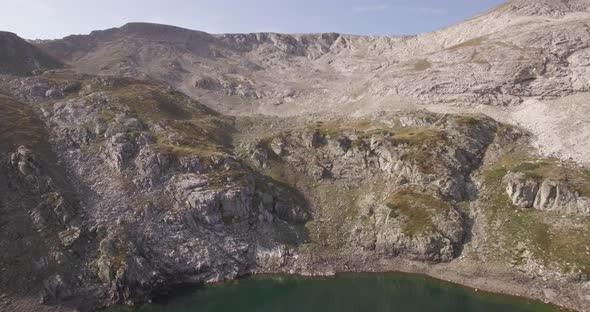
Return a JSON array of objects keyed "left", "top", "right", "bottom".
[
  {"left": 505, "top": 172, "right": 590, "bottom": 215},
  {"left": 0, "top": 74, "right": 316, "bottom": 308},
  {"left": 504, "top": 172, "right": 540, "bottom": 208},
  {"left": 533, "top": 179, "right": 590, "bottom": 215},
  {"left": 235, "top": 113, "right": 497, "bottom": 264}
]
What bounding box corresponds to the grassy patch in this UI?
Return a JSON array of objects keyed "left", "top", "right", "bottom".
[
  {"left": 391, "top": 127, "right": 446, "bottom": 146},
  {"left": 479, "top": 149, "right": 590, "bottom": 273},
  {"left": 110, "top": 243, "right": 129, "bottom": 275},
  {"left": 413, "top": 59, "right": 432, "bottom": 71},
  {"left": 312, "top": 119, "right": 446, "bottom": 147},
  {"left": 499, "top": 206, "right": 590, "bottom": 273},
  {"left": 394, "top": 128, "right": 447, "bottom": 174},
  {"left": 312, "top": 119, "right": 374, "bottom": 138},
  {"left": 267, "top": 160, "right": 291, "bottom": 185},
  {"left": 0, "top": 93, "right": 52, "bottom": 156},
  {"left": 310, "top": 118, "right": 448, "bottom": 175},
  {"left": 291, "top": 174, "right": 392, "bottom": 257},
  {"left": 386, "top": 189, "right": 451, "bottom": 237},
  {"left": 455, "top": 115, "right": 482, "bottom": 127},
  {"left": 576, "top": 169, "right": 590, "bottom": 197},
  {"left": 103, "top": 83, "right": 233, "bottom": 159},
  {"left": 490, "top": 151, "right": 590, "bottom": 196},
  {"left": 448, "top": 37, "right": 486, "bottom": 51}
]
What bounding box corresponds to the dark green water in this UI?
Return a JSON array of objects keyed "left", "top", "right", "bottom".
[{"left": 112, "top": 273, "right": 559, "bottom": 312}]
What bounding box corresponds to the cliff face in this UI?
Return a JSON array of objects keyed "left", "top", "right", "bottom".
[
  {"left": 0, "top": 73, "right": 492, "bottom": 303},
  {"left": 1, "top": 73, "right": 311, "bottom": 306},
  {"left": 1, "top": 71, "right": 589, "bottom": 311}
]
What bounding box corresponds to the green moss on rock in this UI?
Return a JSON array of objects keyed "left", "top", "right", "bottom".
[
  {"left": 386, "top": 190, "right": 451, "bottom": 237},
  {"left": 479, "top": 148, "right": 590, "bottom": 273}
]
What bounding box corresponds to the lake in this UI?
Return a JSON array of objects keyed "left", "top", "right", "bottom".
[{"left": 111, "top": 273, "right": 559, "bottom": 312}]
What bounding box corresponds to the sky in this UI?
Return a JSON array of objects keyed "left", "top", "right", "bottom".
[{"left": 1, "top": 0, "right": 506, "bottom": 39}]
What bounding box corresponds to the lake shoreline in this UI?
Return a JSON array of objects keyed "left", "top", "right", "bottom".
[
  {"left": 1, "top": 256, "right": 585, "bottom": 312},
  {"left": 260, "top": 257, "right": 585, "bottom": 312},
  {"left": 105, "top": 266, "right": 570, "bottom": 312}
]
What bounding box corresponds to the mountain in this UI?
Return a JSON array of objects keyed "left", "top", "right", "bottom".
[
  {"left": 35, "top": 1, "right": 590, "bottom": 166},
  {"left": 1, "top": 1, "right": 590, "bottom": 311},
  {"left": 36, "top": 1, "right": 590, "bottom": 113},
  {"left": 0, "top": 32, "right": 62, "bottom": 76},
  {"left": 497, "top": 0, "right": 590, "bottom": 16}
]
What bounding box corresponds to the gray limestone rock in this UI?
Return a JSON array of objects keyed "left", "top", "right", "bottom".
[{"left": 504, "top": 172, "right": 540, "bottom": 208}]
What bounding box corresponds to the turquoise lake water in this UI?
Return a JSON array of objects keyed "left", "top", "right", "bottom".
[{"left": 111, "top": 273, "right": 559, "bottom": 312}]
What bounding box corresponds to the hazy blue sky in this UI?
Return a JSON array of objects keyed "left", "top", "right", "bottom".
[{"left": 2, "top": 0, "right": 505, "bottom": 39}]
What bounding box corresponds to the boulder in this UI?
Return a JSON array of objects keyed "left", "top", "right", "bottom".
[
  {"left": 504, "top": 172, "right": 539, "bottom": 208},
  {"left": 270, "top": 136, "right": 286, "bottom": 156},
  {"left": 504, "top": 173, "right": 590, "bottom": 215},
  {"left": 103, "top": 133, "right": 136, "bottom": 171},
  {"left": 9, "top": 146, "right": 53, "bottom": 193},
  {"left": 251, "top": 145, "right": 269, "bottom": 168},
  {"left": 45, "top": 88, "right": 63, "bottom": 98},
  {"left": 533, "top": 179, "right": 559, "bottom": 209},
  {"left": 327, "top": 136, "right": 351, "bottom": 156},
  {"left": 58, "top": 227, "right": 81, "bottom": 247},
  {"left": 40, "top": 275, "right": 71, "bottom": 304},
  {"left": 167, "top": 174, "right": 253, "bottom": 224},
  {"left": 10, "top": 146, "right": 41, "bottom": 177},
  {"left": 304, "top": 130, "right": 325, "bottom": 148},
  {"left": 133, "top": 148, "right": 173, "bottom": 189},
  {"left": 534, "top": 180, "right": 590, "bottom": 215}
]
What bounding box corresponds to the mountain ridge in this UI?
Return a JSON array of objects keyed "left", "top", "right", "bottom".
[{"left": 32, "top": 0, "right": 590, "bottom": 165}]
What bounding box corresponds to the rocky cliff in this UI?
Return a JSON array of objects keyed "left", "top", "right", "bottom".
[
  {"left": 1, "top": 0, "right": 590, "bottom": 311},
  {"left": 0, "top": 70, "right": 588, "bottom": 311}
]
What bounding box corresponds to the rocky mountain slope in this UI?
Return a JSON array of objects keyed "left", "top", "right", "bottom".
[
  {"left": 0, "top": 32, "right": 61, "bottom": 76},
  {"left": 38, "top": 1, "right": 590, "bottom": 112},
  {"left": 35, "top": 0, "right": 590, "bottom": 165},
  {"left": 1, "top": 0, "right": 590, "bottom": 311},
  {"left": 1, "top": 69, "right": 589, "bottom": 311}
]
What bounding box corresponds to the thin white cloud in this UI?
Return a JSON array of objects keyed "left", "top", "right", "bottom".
[
  {"left": 414, "top": 7, "right": 446, "bottom": 16},
  {"left": 352, "top": 3, "right": 445, "bottom": 16},
  {"left": 352, "top": 4, "right": 390, "bottom": 13}
]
